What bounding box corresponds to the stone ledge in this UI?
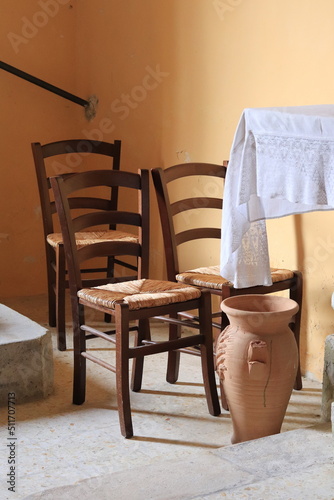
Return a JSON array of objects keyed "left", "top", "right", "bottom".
[
  {"left": 321, "top": 334, "right": 334, "bottom": 421},
  {"left": 0, "top": 304, "right": 54, "bottom": 406}
]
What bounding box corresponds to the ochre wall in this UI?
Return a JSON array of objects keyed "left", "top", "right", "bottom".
[
  {"left": 1, "top": 0, "right": 78, "bottom": 295},
  {"left": 2, "top": 0, "right": 334, "bottom": 381},
  {"left": 216, "top": 0, "right": 334, "bottom": 381}
]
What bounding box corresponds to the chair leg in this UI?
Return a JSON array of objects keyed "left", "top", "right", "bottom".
[
  {"left": 56, "top": 245, "right": 66, "bottom": 351},
  {"left": 199, "top": 292, "right": 221, "bottom": 416},
  {"left": 290, "top": 271, "right": 303, "bottom": 390},
  {"left": 47, "top": 247, "right": 57, "bottom": 328},
  {"left": 115, "top": 304, "right": 133, "bottom": 438},
  {"left": 104, "top": 256, "right": 115, "bottom": 324},
  {"left": 219, "top": 311, "right": 230, "bottom": 411},
  {"left": 72, "top": 304, "right": 86, "bottom": 405},
  {"left": 220, "top": 310, "right": 230, "bottom": 331},
  {"left": 166, "top": 318, "right": 181, "bottom": 384},
  {"left": 131, "top": 318, "right": 151, "bottom": 392}
]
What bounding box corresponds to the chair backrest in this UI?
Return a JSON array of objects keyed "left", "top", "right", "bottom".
[
  {"left": 32, "top": 139, "right": 121, "bottom": 238},
  {"left": 151, "top": 163, "right": 227, "bottom": 281},
  {"left": 50, "top": 169, "right": 150, "bottom": 295}
]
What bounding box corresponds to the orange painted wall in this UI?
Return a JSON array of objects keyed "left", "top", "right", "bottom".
[
  {"left": 2, "top": 0, "right": 334, "bottom": 380},
  {"left": 216, "top": 0, "right": 334, "bottom": 381},
  {"left": 1, "top": 0, "right": 78, "bottom": 295}
]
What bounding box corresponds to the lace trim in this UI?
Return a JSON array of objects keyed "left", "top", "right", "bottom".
[{"left": 254, "top": 134, "right": 334, "bottom": 206}]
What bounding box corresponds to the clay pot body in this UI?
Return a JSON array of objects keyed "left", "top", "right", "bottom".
[{"left": 216, "top": 294, "right": 299, "bottom": 444}]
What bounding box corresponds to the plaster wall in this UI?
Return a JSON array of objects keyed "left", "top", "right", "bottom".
[{"left": 1, "top": 0, "right": 78, "bottom": 295}]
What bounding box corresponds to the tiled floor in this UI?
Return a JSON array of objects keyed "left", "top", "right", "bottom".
[{"left": 0, "top": 294, "right": 325, "bottom": 499}]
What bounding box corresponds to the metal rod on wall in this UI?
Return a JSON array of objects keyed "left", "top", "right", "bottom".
[{"left": 0, "top": 60, "right": 97, "bottom": 120}]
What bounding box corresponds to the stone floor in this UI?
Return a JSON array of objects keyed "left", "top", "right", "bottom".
[{"left": 0, "top": 294, "right": 332, "bottom": 499}]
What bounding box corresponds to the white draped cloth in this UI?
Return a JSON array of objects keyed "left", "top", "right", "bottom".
[{"left": 220, "top": 105, "right": 334, "bottom": 288}]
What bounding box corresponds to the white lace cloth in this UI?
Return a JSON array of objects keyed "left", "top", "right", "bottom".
[{"left": 220, "top": 105, "right": 334, "bottom": 288}]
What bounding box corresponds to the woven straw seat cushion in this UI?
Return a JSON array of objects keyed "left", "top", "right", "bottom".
[
  {"left": 47, "top": 230, "right": 138, "bottom": 249},
  {"left": 77, "top": 278, "right": 201, "bottom": 311},
  {"left": 176, "top": 265, "right": 294, "bottom": 290}
]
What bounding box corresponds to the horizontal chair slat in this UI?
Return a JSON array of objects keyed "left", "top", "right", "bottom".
[{"left": 175, "top": 228, "right": 221, "bottom": 245}]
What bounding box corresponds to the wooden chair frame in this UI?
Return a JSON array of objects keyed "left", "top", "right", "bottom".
[
  {"left": 32, "top": 139, "right": 137, "bottom": 350},
  {"left": 151, "top": 162, "right": 303, "bottom": 405},
  {"left": 50, "top": 168, "right": 220, "bottom": 438}
]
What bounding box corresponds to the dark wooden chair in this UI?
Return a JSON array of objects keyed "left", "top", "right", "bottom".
[
  {"left": 50, "top": 168, "right": 220, "bottom": 438},
  {"left": 151, "top": 162, "right": 303, "bottom": 409},
  {"left": 32, "top": 139, "right": 138, "bottom": 351}
]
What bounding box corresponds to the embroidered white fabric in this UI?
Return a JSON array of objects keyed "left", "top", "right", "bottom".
[{"left": 220, "top": 105, "right": 334, "bottom": 288}]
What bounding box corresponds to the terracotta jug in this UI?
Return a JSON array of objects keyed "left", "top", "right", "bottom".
[{"left": 216, "top": 294, "right": 299, "bottom": 444}]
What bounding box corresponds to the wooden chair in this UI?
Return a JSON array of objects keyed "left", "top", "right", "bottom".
[
  {"left": 32, "top": 139, "right": 138, "bottom": 351},
  {"left": 50, "top": 168, "right": 220, "bottom": 438},
  {"left": 151, "top": 162, "right": 303, "bottom": 408}
]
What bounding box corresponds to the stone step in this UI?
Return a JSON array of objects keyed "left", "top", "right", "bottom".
[{"left": 0, "top": 304, "right": 53, "bottom": 406}]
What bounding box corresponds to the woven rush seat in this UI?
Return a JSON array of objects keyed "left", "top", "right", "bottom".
[
  {"left": 47, "top": 230, "right": 138, "bottom": 249},
  {"left": 78, "top": 278, "right": 201, "bottom": 310},
  {"left": 176, "top": 266, "right": 294, "bottom": 290}
]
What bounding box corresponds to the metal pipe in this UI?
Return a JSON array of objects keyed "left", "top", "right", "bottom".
[{"left": 0, "top": 60, "right": 89, "bottom": 108}]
